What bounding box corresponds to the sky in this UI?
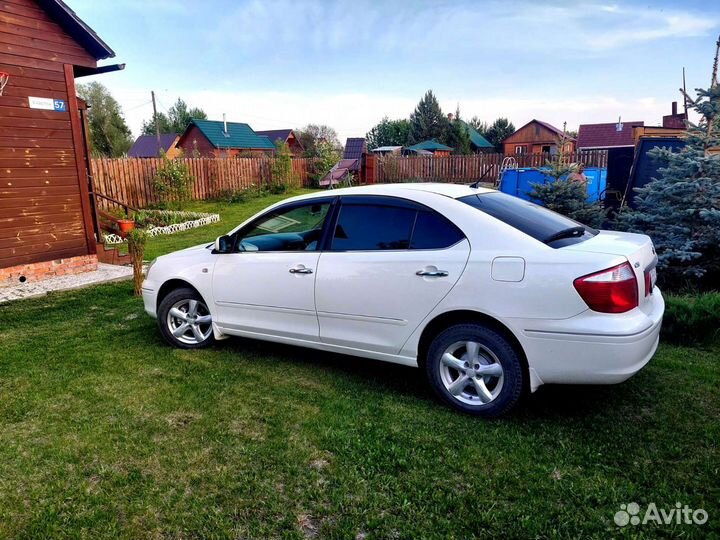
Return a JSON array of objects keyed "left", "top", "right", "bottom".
[{"left": 72, "top": 0, "right": 720, "bottom": 142}]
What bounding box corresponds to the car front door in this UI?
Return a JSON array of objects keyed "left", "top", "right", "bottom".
[
  {"left": 212, "top": 197, "right": 334, "bottom": 341},
  {"left": 315, "top": 196, "right": 470, "bottom": 354}
]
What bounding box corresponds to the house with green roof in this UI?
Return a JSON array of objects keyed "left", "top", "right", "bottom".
[
  {"left": 405, "top": 140, "right": 453, "bottom": 156},
  {"left": 177, "top": 118, "right": 276, "bottom": 157},
  {"left": 458, "top": 120, "right": 494, "bottom": 153}
]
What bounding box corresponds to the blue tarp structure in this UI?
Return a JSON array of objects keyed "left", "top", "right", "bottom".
[{"left": 500, "top": 167, "right": 607, "bottom": 203}]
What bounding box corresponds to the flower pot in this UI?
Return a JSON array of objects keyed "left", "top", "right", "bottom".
[{"left": 117, "top": 219, "right": 135, "bottom": 234}]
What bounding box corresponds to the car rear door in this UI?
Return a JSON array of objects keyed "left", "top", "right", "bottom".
[{"left": 315, "top": 195, "right": 470, "bottom": 354}]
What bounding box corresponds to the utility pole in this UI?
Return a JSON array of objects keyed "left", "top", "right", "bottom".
[
  {"left": 682, "top": 68, "right": 688, "bottom": 120},
  {"left": 151, "top": 90, "right": 161, "bottom": 148}
]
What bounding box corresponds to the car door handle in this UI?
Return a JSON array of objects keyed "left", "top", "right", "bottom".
[
  {"left": 416, "top": 270, "right": 449, "bottom": 277},
  {"left": 289, "top": 266, "right": 313, "bottom": 274}
]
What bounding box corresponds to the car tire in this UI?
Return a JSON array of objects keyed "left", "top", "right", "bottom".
[
  {"left": 425, "top": 323, "right": 525, "bottom": 417},
  {"left": 157, "top": 287, "right": 215, "bottom": 349}
]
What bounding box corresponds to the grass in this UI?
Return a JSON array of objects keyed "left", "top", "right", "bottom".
[
  {"left": 0, "top": 283, "right": 717, "bottom": 539},
  {"left": 0, "top": 191, "right": 718, "bottom": 538}
]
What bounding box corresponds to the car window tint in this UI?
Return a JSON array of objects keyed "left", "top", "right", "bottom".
[
  {"left": 459, "top": 192, "right": 597, "bottom": 246},
  {"left": 410, "top": 210, "right": 464, "bottom": 249},
  {"left": 236, "top": 201, "right": 330, "bottom": 252},
  {"left": 332, "top": 204, "right": 416, "bottom": 251}
]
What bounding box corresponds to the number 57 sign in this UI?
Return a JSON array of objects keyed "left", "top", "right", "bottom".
[{"left": 28, "top": 96, "right": 67, "bottom": 112}]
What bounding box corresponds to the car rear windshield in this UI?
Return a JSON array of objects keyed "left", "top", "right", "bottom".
[{"left": 458, "top": 192, "right": 597, "bottom": 248}]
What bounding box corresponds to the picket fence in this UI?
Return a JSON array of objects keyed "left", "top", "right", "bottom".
[{"left": 90, "top": 157, "right": 316, "bottom": 209}]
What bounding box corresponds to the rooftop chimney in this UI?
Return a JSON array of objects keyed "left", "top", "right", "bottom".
[
  {"left": 671, "top": 101, "right": 678, "bottom": 115},
  {"left": 223, "top": 113, "right": 228, "bottom": 135}
]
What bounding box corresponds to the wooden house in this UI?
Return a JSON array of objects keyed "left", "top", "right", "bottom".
[
  {"left": 177, "top": 118, "right": 276, "bottom": 157},
  {"left": 502, "top": 119, "right": 575, "bottom": 155},
  {"left": 405, "top": 140, "right": 453, "bottom": 156},
  {"left": 255, "top": 129, "right": 303, "bottom": 155},
  {"left": 577, "top": 121, "right": 644, "bottom": 151},
  {"left": 0, "top": 0, "right": 123, "bottom": 285},
  {"left": 128, "top": 133, "right": 181, "bottom": 158}
]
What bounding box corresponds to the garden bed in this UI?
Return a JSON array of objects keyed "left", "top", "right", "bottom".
[{"left": 103, "top": 209, "right": 220, "bottom": 245}]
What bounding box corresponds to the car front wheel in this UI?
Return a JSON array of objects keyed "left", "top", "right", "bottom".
[
  {"left": 157, "top": 287, "right": 215, "bottom": 349},
  {"left": 425, "top": 323, "right": 525, "bottom": 417}
]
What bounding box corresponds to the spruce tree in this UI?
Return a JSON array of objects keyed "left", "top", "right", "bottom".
[
  {"left": 618, "top": 37, "right": 720, "bottom": 286},
  {"left": 528, "top": 130, "right": 606, "bottom": 228},
  {"left": 408, "top": 90, "right": 448, "bottom": 144},
  {"left": 618, "top": 98, "right": 720, "bottom": 282}
]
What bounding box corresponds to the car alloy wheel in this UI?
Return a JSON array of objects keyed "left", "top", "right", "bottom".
[
  {"left": 425, "top": 323, "right": 525, "bottom": 417},
  {"left": 439, "top": 341, "right": 504, "bottom": 405},
  {"left": 166, "top": 298, "right": 213, "bottom": 345}
]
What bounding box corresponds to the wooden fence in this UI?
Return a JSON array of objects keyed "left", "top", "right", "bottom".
[
  {"left": 90, "top": 157, "right": 316, "bottom": 209},
  {"left": 375, "top": 151, "right": 608, "bottom": 184},
  {"left": 90, "top": 151, "right": 609, "bottom": 208}
]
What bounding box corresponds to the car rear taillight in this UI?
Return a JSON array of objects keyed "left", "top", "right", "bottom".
[{"left": 573, "top": 262, "right": 639, "bottom": 313}]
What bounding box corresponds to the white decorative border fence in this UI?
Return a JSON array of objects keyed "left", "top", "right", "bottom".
[{"left": 103, "top": 211, "right": 221, "bottom": 245}]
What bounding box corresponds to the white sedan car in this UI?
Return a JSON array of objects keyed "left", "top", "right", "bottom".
[{"left": 142, "top": 184, "right": 664, "bottom": 417}]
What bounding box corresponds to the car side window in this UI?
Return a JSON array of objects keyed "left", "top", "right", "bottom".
[
  {"left": 410, "top": 209, "right": 465, "bottom": 249},
  {"left": 332, "top": 203, "right": 416, "bottom": 251},
  {"left": 235, "top": 201, "right": 331, "bottom": 252}
]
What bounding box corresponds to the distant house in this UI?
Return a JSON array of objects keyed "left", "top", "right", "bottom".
[
  {"left": 502, "top": 120, "right": 575, "bottom": 155},
  {"left": 177, "top": 119, "right": 276, "bottom": 157},
  {"left": 371, "top": 145, "right": 403, "bottom": 155},
  {"left": 448, "top": 114, "right": 493, "bottom": 153},
  {"left": 128, "top": 133, "right": 180, "bottom": 158},
  {"left": 462, "top": 121, "right": 493, "bottom": 153},
  {"left": 405, "top": 140, "right": 453, "bottom": 156},
  {"left": 576, "top": 120, "right": 644, "bottom": 151},
  {"left": 662, "top": 101, "right": 687, "bottom": 129},
  {"left": 255, "top": 129, "right": 304, "bottom": 155}
]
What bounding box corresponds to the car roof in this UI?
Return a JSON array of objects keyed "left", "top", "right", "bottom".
[{"left": 287, "top": 183, "right": 494, "bottom": 203}]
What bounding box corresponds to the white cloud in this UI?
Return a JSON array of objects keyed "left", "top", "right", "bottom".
[{"left": 201, "top": 0, "right": 719, "bottom": 58}]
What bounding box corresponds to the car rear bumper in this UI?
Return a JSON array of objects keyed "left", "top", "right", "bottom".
[{"left": 509, "top": 288, "right": 664, "bottom": 389}]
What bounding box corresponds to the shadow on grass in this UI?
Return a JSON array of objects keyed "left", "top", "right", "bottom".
[{"left": 215, "top": 335, "right": 634, "bottom": 422}]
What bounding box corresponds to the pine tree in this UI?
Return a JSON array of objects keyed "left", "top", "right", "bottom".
[
  {"left": 618, "top": 39, "right": 720, "bottom": 286},
  {"left": 408, "top": 90, "right": 448, "bottom": 144},
  {"left": 484, "top": 117, "right": 515, "bottom": 152}
]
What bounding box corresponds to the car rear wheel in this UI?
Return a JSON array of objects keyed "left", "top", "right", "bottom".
[
  {"left": 158, "top": 287, "right": 215, "bottom": 349},
  {"left": 425, "top": 323, "right": 525, "bottom": 417}
]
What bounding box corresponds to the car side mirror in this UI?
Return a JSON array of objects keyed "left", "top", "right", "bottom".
[{"left": 214, "top": 235, "right": 233, "bottom": 254}]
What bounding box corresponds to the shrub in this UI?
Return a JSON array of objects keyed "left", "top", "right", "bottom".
[
  {"left": 309, "top": 140, "right": 341, "bottom": 187},
  {"left": 661, "top": 292, "right": 720, "bottom": 345},
  {"left": 152, "top": 155, "right": 194, "bottom": 210},
  {"left": 212, "top": 186, "right": 256, "bottom": 205},
  {"left": 270, "top": 141, "right": 298, "bottom": 189}
]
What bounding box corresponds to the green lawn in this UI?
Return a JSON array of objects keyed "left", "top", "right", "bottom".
[{"left": 0, "top": 192, "right": 718, "bottom": 539}]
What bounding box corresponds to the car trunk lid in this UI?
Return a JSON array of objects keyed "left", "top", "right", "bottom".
[{"left": 562, "top": 231, "right": 658, "bottom": 313}]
